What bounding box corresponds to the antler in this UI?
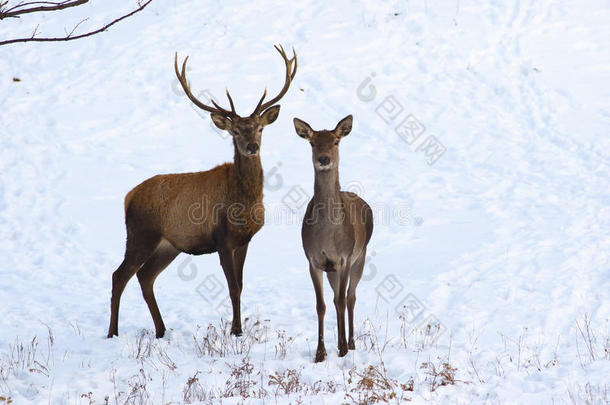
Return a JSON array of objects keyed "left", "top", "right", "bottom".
[
  {"left": 251, "top": 44, "right": 297, "bottom": 116},
  {"left": 174, "top": 53, "right": 237, "bottom": 118}
]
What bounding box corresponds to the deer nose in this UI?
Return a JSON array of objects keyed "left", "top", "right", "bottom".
[
  {"left": 246, "top": 143, "right": 259, "bottom": 154},
  {"left": 318, "top": 156, "right": 330, "bottom": 166}
]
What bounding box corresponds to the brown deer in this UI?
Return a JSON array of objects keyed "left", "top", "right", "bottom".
[
  {"left": 107, "top": 45, "right": 297, "bottom": 339},
  {"left": 293, "top": 115, "right": 373, "bottom": 362}
]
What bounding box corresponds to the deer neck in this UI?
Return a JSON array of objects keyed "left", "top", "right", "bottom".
[
  {"left": 233, "top": 142, "right": 263, "bottom": 203},
  {"left": 313, "top": 167, "right": 341, "bottom": 205}
]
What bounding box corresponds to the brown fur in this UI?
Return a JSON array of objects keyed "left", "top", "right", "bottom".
[
  {"left": 107, "top": 135, "right": 266, "bottom": 339},
  {"left": 123, "top": 146, "right": 264, "bottom": 255},
  {"left": 107, "top": 46, "right": 295, "bottom": 339}
]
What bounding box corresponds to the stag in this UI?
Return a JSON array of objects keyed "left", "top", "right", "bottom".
[
  {"left": 293, "top": 115, "right": 373, "bottom": 362},
  {"left": 107, "top": 45, "right": 297, "bottom": 338}
]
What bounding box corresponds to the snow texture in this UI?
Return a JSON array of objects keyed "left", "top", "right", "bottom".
[{"left": 0, "top": 0, "right": 609, "bottom": 403}]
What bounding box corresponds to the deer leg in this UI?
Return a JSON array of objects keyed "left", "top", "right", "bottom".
[
  {"left": 310, "top": 264, "right": 326, "bottom": 362},
  {"left": 136, "top": 241, "right": 180, "bottom": 338},
  {"left": 347, "top": 252, "right": 365, "bottom": 350},
  {"left": 328, "top": 269, "right": 349, "bottom": 357},
  {"left": 218, "top": 247, "right": 242, "bottom": 336},
  {"left": 107, "top": 233, "right": 160, "bottom": 338},
  {"left": 233, "top": 243, "right": 249, "bottom": 292}
]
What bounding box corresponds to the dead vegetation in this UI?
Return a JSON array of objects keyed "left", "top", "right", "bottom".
[
  {"left": 192, "top": 318, "right": 269, "bottom": 358},
  {"left": 274, "top": 329, "right": 295, "bottom": 360},
  {"left": 345, "top": 364, "right": 414, "bottom": 404},
  {"left": 8, "top": 314, "right": 610, "bottom": 403},
  {"left": 0, "top": 328, "right": 54, "bottom": 388},
  {"left": 575, "top": 314, "right": 610, "bottom": 367},
  {"left": 220, "top": 357, "right": 266, "bottom": 399},
  {"left": 126, "top": 330, "right": 177, "bottom": 371},
  {"left": 420, "top": 360, "right": 458, "bottom": 392},
  {"left": 268, "top": 368, "right": 305, "bottom": 396},
  {"left": 182, "top": 371, "right": 208, "bottom": 404},
  {"left": 566, "top": 382, "right": 610, "bottom": 405}
]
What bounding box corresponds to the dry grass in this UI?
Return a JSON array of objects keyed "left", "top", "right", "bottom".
[
  {"left": 218, "top": 357, "right": 266, "bottom": 399},
  {"left": 126, "top": 330, "right": 177, "bottom": 371},
  {"left": 274, "top": 329, "right": 295, "bottom": 360},
  {"left": 268, "top": 368, "right": 305, "bottom": 396},
  {"left": 192, "top": 317, "right": 269, "bottom": 358},
  {"left": 182, "top": 371, "right": 208, "bottom": 404},
  {"left": 575, "top": 315, "right": 610, "bottom": 367},
  {"left": 6, "top": 314, "right": 608, "bottom": 404},
  {"left": 566, "top": 382, "right": 610, "bottom": 405},
  {"left": 344, "top": 364, "right": 414, "bottom": 404},
  {"left": 0, "top": 328, "right": 54, "bottom": 395},
  {"left": 420, "top": 360, "right": 458, "bottom": 392}
]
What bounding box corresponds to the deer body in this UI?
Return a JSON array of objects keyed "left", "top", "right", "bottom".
[
  {"left": 124, "top": 153, "right": 263, "bottom": 255},
  {"left": 107, "top": 45, "right": 296, "bottom": 339},
  {"left": 294, "top": 115, "right": 373, "bottom": 362}
]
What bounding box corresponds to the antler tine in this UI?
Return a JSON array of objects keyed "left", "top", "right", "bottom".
[
  {"left": 210, "top": 99, "right": 225, "bottom": 110},
  {"left": 252, "top": 44, "right": 298, "bottom": 115},
  {"left": 174, "top": 52, "right": 236, "bottom": 117},
  {"left": 225, "top": 88, "right": 237, "bottom": 114},
  {"left": 290, "top": 46, "right": 298, "bottom": 79},
  {"left": 273, "top": 44, "right": 298, "bottom": 79},
  {"left": 274, "top": 43, "right": 285, "bottom": 56},
  {"left": 251, "top": 88, "right": 267, "bottom": 117}
]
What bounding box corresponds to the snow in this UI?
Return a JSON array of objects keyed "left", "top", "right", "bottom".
[{"left": 1, "top": 0, "right": 609, "bottom": 403}]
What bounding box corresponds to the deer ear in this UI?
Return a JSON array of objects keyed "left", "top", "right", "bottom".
[
  {"left": 334, "top": 114, "right": 353, "bottom": 138},
  {"left": 260, "top": 105, "right": 281, "bottom": 126},
  {"left": 211, "top": 113, "right": 232, "bottom": 131},
  {"left": 293, "top": 117, "right": 314, "bottom": 140}
]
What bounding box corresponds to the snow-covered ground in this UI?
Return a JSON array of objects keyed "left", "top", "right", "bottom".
[{"left": 1, "top": 0, "right": 609, "bottom": 403}]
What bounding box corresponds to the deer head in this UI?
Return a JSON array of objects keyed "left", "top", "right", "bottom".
[
  {"left": 293, "top": 115, "right": 353, "bottom": 170},
  {"left": 174, "top": 45, "right": 297, "bottom": 157}
]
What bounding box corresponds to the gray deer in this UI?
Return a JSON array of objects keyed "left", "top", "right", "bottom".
[{"left": 293, "top": 115, "right": 373, "bottom": 362}]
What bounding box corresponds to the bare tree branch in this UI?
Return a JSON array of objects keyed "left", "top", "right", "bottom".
[
  {"left": 64, "top": 16, "right": 87, "bottom": 37},
  {"left": 0, "top": 0, "right": 88, "bottom": 19},
  {"left": 0, "top": 0, "right": 152, "bottom": 46}
]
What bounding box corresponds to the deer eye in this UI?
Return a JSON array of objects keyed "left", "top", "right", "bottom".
[
  {"left": 334, "top": 140, "right": 339, "bottom": 145},
  {"left": 309, "top": 142, "right": 315, "bottom": 147}
]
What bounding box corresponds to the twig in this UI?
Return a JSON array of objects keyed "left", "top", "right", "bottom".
[
  {"left": 1, "top": 0, "right": 88, "bottom": 19},
  {"left": 65, "top": 16, "right": 88, "bottom": 37},
  {"left": 0, "top": 0, "right": 151, "bottom": 45}
]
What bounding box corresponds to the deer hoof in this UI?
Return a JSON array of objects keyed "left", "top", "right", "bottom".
[
  {"left": 155, "top": 329, "right": 166, "bottom": 339},
  {"left": 315, "top": 347, "right": 327, "bottom": 363},
  {"left": 348, "top": 339, "right": 355, "bottom": 350},
  {"left": 231, "top": 327, "right": 243, "bottom": 337},
  {"left": 338, "top": 343, "right": 348, "bottom": 357}
]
